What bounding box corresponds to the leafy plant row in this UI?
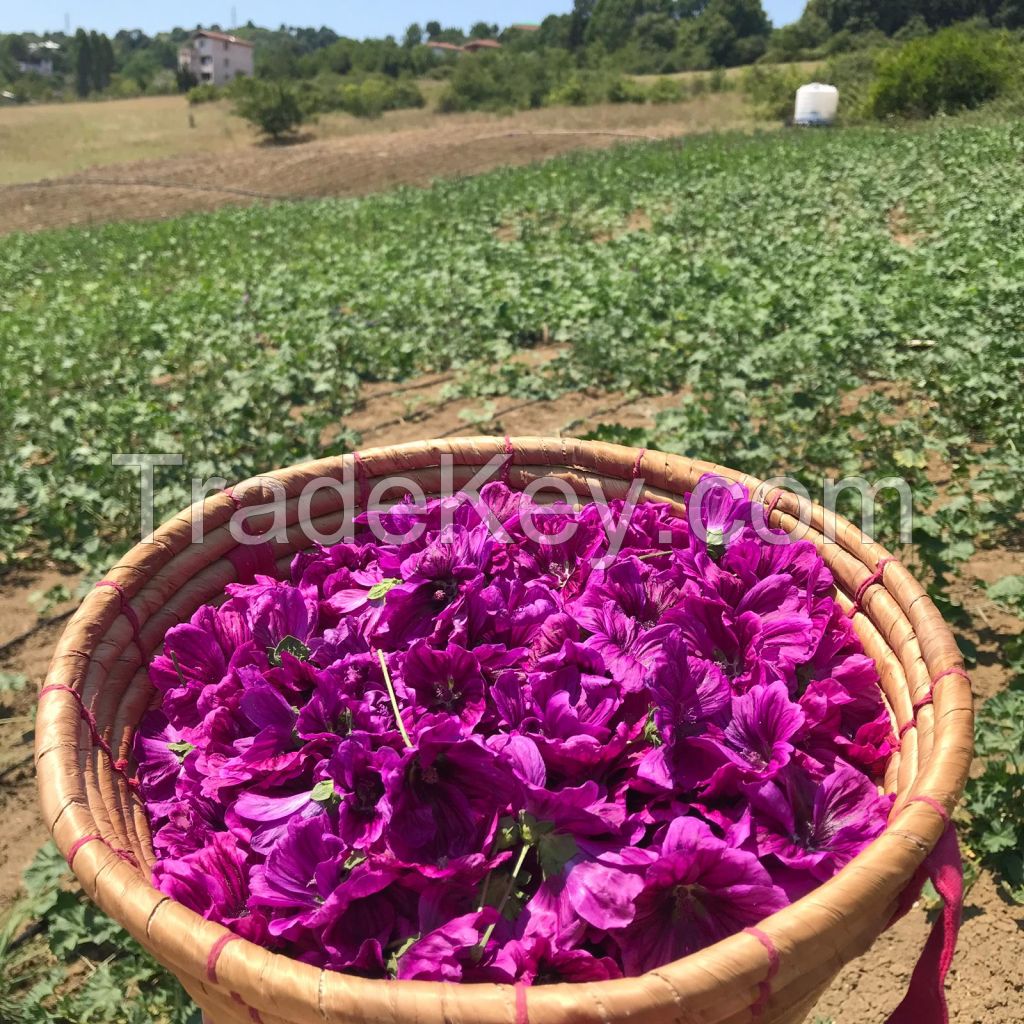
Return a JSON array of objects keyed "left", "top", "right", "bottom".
[{"left": 2, "top": 120, "right": 1021, "bottom": 589}]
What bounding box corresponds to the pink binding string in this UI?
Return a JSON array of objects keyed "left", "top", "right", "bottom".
[
  {"left": 67, "top": 834, "right": 102, "bottom": 866},
  {"left": 501, "top": 435, "right": 515, "bottom": 485},
  {"left": 352, "top": 452, "right": 372, "bottom": 509},
  {"left": 884, "top": 796, "right": 963, "bottom": 1024},
  {"left": 932, "top": 665, "right": 970, "bottom": 688},
  {"left": 515, "top": 980, "right": 529, "bottom": 1024},
  {"left": 896, "top": 663, "right": 967, "bottom": 747},
  {"left": 743, "top": 926, "right": 780, "bottom": 1017},
  {"left": 64, "top": 833, "right": 138, "bottom": 870},
  {"left": 39, "top": 684, "right": 140, "bottom": 791},
  {"left": 630, "top": 448, "right": 647, "bottom": 481},
  {"left": 227, "top": 991, "right": 263, "bottom": 1023},
  {"left": 206, "top": 933, "right": 242, "bottom": 984},
  {"left": 94, "top": 580, "right": 141, "bottom": 646},
  {"left": 763, "top": 490, "right": 785, "bottom": 522},
  {"left": 226, "top": 543, "right": 277, "bottom": 584},
  {"left": 847, "top": 556, "right": 897, "bottom": 618},
  {"left": 221, "top": 487, "right": 277, "bottom": 583}
]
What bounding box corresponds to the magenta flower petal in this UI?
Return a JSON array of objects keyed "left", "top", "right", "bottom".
[{"left": 615, "top": 817, "right": 788, "bottom": 973}]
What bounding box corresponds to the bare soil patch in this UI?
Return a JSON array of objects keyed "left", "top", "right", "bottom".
[{"left": 887, "top": 204, "right": 927, "bottom": 249}]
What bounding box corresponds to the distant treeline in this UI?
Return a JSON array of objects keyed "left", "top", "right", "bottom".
[{"left": 2, "top": 1, "right": 1023, "bottom": 104}]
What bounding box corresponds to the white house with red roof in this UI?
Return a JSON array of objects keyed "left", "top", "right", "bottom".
[{"left": 178, "top": 30, "right": 254, "bottom": 86}]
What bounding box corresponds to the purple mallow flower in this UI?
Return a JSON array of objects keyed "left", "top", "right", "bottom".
[
  {"left": 141, "top": 478, "right": 892, "bottom": 982},
  {"left": 609, "top": 816, "right": 787, "bottom": 974}
]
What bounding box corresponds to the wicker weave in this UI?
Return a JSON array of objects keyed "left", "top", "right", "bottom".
[{"left": 35, "top": 437, "right": 973, "bottom": 1024}]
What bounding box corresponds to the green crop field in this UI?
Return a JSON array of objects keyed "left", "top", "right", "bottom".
[
  {"left": 2, "top": 116, "right": 1024, "bottom": 1023},
  {"left": 2, "top": 120, "right": 1022, "bottom": 587}
]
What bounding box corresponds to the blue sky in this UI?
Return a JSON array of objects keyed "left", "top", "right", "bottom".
[{"left": 4, "top": 2, "right": 807, "bottom": 38}]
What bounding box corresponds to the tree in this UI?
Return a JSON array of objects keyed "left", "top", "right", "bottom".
[
  {"left": 425, "top": 21, "right": 442, "bottom": 39},
  {"left": 74, "top": 28, "right": 92, "bottom": 97},
  {"left": 635, "top": 11, "right": 680, "bottom": 51},
  {"left": 88, "top": 31, "right": 104, "bottom": 91},
  {"left": 994, "top": 0, "right": 1024, "bottom": 26},
  {"left": 585, "top": 0, "right": 642, "bottom": 50},
  {"left": 97, "top": 34, "right": 115, "bottom": 90},
  {"left": 233, "top": 80, "right": 307, "bottom": 138},
  {"left": 568, "top": 0, "right": 597, "bottom": 48},
  {"left": 687, "top": 0, "right": 771, "bottom": 65},
  {"left": 537, "top": 13, "right": 574, "bottom": 49},
  {"left": 403, "top": 23, "right": 423, "bottom": 48},
  {"left": 469, "top": 22, "right": 499, "bottom": 38}
]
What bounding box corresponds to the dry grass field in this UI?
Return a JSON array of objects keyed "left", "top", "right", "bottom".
[
  {"left": 0, "top": 86, "right": 447, "bottom": 186},
  {"left": 0, "top": 89, "right": 762, "bottom": 234}
]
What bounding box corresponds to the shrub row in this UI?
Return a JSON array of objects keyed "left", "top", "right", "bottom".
[
  {"left": 438, "top": 52, "right": 732, "bottom": 114},
  {"left": 744, "top": 25, "right": 1023, "bottom": 123}
]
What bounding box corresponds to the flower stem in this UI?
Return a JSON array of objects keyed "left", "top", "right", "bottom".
[
  {"left": 377, "top": 649, "right": 413, "bottom": 750},
  {"left": 170, "top": 652, "right": 187, "bottom": 687},
  {"left": 475, "top": 842, "right": 529, "bottom": 958}
]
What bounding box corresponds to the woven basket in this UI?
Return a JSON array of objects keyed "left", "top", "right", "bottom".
[{"left": 36, "top": 437, "right": 973, "bottom": 1024}]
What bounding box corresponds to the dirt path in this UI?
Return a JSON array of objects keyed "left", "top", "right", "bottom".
[
  {"left": 0, "top": 94, "right": 756, "bottom": 236},
  {"left": 2, "top": 382, "right": 1022, "bottom": 1021}
]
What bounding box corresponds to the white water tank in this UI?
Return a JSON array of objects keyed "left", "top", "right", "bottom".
[{"left": 794, "top": 83, "right": 839, "bottom": 126}]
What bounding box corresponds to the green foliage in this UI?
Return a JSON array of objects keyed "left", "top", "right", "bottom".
[
  {"left": 986, "top": 577, "right": 1024, "bottom": 687},
  {"left": 647, "top": 75, "right": 688, "bottom": 103},
  {"left": 741, "top": 63, "right": 809, "bottom": 119},
  {"left": 186, "top": 82, "right": 220, "bottom": 105},
  {"left": 807, "top": 0, "right": 1024, "bottom": 36},
  {"left": 963, "top": 690, "right": 1024, "bottom": 903},
  {"left": 332, "top": 76, "right": 425, "bottom": 118},
  {"left": 868, "top": 26, "right": 1018, "bottom": 118},
  {"left": 232, "top": 79, "right": 308, "bottom": 137},
  {"left": 0, "top": 843, "right": 199, "bottom": 1023},
  {"left": 439, "top": 51, "right": 570, "bottom": 112},
  {"left": 677, "top": 0, "right": 771, "bottom": 67},
  {"left": 820, "top": 48, "right": 884, "bottom": 119},
  {"left": 0, "top": 671, "right": 30, "bottom": 695}
]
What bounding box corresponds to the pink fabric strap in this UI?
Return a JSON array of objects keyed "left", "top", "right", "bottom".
[
  {"left": 743, "top": 926, "right": 780, "bottom": 1016},
  {"left": 885, "top": 797, "right": 962, "bottom": 1024}
]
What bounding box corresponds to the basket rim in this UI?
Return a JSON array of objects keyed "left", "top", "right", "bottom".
[{"left": 36, "top": 435, "right": 973, "bottom": 1018}]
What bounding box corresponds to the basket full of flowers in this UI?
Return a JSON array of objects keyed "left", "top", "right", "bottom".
[{"left": 36, "top": 438, "right": 973, "bottom": 1024}]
